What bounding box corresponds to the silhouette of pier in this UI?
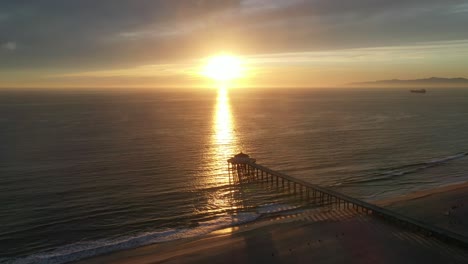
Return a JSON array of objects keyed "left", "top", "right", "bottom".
[{"left": 228, "top": 153, "right": 468, "bottom": 249}]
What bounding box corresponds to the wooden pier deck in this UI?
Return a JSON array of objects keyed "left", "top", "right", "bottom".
[{"left": 228, "top": 153, "right": 468, "bottom": 249}]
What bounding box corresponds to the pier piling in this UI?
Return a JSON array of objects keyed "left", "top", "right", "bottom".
[{"left": 227, "top": 153, "right": 468, "bottom": 249}]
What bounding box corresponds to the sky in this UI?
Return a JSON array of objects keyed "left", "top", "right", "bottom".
[{"left": 1, "top": 0, "right": 468, "bottom": 88}]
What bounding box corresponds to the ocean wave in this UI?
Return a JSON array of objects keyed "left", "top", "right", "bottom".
[
  {"left": 339, "top": 152, "right": 468, "bottom": 185},
  {"left": 256, "top": 203, "right": 301, "bottom": 214},
  {"left": 426, "top": 152, "right": 467, "bottom": 164},
  {"left": 4, "top": 213, "right": 259, "bottom": 264},
  {"left": 3, "top": 201, "right": 317, "bottom": 264}
]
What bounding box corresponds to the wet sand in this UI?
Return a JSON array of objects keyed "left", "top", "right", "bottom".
[
  {"left": 75, "top": 188, "right": 468, "bottom": 264},
  {"left": 379, "top": 181, "right": 468, "bottom": 237}
]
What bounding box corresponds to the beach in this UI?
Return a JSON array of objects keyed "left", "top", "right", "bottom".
[
  {"left": 75, "top": 182, "right": 468, "bottom": 264},
  {"left": 380, "top": 181, "right": 468, "bottom": 237},
  {"left": 3, "top": 88, "right": 468, "bottom": 263},
  {"left": 4, "top": 1, "right": 468, "bottom": 263}
]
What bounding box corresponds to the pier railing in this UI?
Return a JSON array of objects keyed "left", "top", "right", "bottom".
[{"left": 227, "top": 155, "right": 468, "bottom": 248}]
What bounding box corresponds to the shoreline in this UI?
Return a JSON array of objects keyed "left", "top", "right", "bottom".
[
  {"left": 72, "top": 211, "right": 320, "bottom": 264},
  {"left": 378, "top": 181, "right": 468, "bottom": 237},
  {"left": 375, "top": 180, "right": 468, "bottom": 207},
  {"left": 74, "top": 182, "right": 468, "bottom": 264}
]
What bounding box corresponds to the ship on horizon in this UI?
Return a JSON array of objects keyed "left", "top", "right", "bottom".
[{"left": 410, "top": 89, "right": 426, "bottom": 93}]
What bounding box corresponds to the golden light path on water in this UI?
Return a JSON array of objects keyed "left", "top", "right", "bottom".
[
  {"left": 212, "top": 86, "right": 236, "bottom": 181},
  {"left": 206, "top": 86, "right": 241, "bottom": 215},
  {"left": 214, "top": 87, "right": 235, "bottom": 155}
]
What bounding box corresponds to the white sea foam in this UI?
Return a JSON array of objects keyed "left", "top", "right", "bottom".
[
  {"left": 340, "top": 152, "right": 468, "bottom": 185},
  {"left": 426, "top": 152, "right": 467, "bottom": 164},
  {"left": 6, "top": 213, "right": 259, "bottom": 264},
  {"left": 256, "top": 203, "right": 301, "bottom": 214}
]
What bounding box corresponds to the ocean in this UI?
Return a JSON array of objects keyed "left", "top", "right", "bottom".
[{"left": 1, "top": 87, "right": 468, "bottom": 263}]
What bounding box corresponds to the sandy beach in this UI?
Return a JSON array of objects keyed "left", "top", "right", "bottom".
[
  {"left": 75, "top": 183, "right": 468, "bottom": 264},
  {"left": 379, "top": 181, "right": 468, "bottom": 237}
]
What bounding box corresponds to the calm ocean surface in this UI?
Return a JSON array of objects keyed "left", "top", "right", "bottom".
[{"left": 1, "top": 88, "right": 468, "bottom": 263}]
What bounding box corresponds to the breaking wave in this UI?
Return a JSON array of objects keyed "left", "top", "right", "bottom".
[
  {"left": 4, "top": 202, "right": 313, "bottom": 264},
  {"left": 4, "top": 213, "right": 258, "bottom": 264},
  {"left": 340, "top": 152, "right": 468, "bottom": 185}
]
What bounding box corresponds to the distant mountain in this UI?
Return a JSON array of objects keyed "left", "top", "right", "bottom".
[{"left": 349, "top": 77, "right": 468, "bottom": 87}]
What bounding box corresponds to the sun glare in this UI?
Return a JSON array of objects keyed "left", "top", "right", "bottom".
[{"left": 203, "top": 55, "right": 243, "bottom": 82}]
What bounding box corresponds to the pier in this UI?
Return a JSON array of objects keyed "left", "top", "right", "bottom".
[{"left": 228, "top": 153, "right": 468, "bottom": 248}]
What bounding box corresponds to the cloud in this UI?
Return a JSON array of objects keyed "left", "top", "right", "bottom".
[
  {"left": 1, "top": 0, "right": 468, "bottom": 72},
  {"left": 246, "top": 40, "right": 468, "bottom": 66},
  {"left": 0, "top": 13, "right": 9, "bottom": 21},
  {"left": 1, "top": 41, "right": 16, "bottom": 51},
  {"left": 34, "top": 39, "right": 468, "bottom": 88}
]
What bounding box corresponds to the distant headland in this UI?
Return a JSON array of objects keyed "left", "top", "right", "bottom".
[{"left": 349, "top": 77, "right": 468, "bottom": 87}]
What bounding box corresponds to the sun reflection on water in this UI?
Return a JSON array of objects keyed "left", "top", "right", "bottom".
[
  {"left": 202, "top": 86, "right": 242, "bottom": 218},
  {"left": 212, "top": 86, "right": 237, "bottom": 180},
  {"left": 214, "top": 87, "right": 234, "bottom": 148}
]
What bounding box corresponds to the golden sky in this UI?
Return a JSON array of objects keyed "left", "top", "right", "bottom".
[{"left": 1, "top": 1, "right": 468, "bottom": 88}]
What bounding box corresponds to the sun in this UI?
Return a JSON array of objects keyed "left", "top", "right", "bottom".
[{"left": 202, "top": 55, "right": 243, "bottom": 82}]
